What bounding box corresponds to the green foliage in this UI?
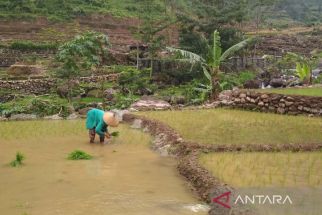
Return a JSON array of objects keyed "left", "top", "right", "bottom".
[
  {"left": 219, "top": 71, "right": 256, "bottom": 90},
  {"left": 167, "top": 30, "right": 254, "bottom": 97},
  {"left": 238, "top": 71, "right": 257, "bottom": 84},
  {"left": 30, "top": 97, "right": 71, "bottom": 117},
  {"left": 313, "top": 74, "right": 322, "bottom": 84},
  {"left": 118, "top": 67, "right": 156, "bottom": 95},
  {"left": 111, "top": 93, "right": 139, "bottom": 110},
  {"left": 55, "top": 31, "right": 109, "bottom": 102},
  {"left": 9, "top": 41, "right": 58, "bottom": 51},
  {"left": 0, "top": 95, "right": 70, "bottom": 117},
  {"left": 56, "top": 31, "right": 109, "bottom": 79},
  {"left": 10, "top": 152, "right": 25, "bottom": 167},
  {"left": 209, "top": 30, "right": 222, "bottom": 68},
  {"left": 0, "top": 95, "right": 32, "bottom": 116},
  {"left": 0, "top": 0, "right": 320, "bottom": 25},
  {"left": 136, "top": 0, "right": 174, "bottom": 77},
  {"left": 284, "top": 51, "right": 322, "bottom": 84},
  {"left": 0, "top": 0, "right": 173, "bottom": 20},
  {"left": 296, "top": 62, "right": 311, "bottom": 82},
  {"left": 68, "top": 150, "right": 93, "bottom": 160},
  {"left": 157, "top": 81, "right": 209, "bottom": 104}
]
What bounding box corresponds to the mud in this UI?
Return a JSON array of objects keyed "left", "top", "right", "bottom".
[{"left": 0, "top": 121, "right": 206, "bottom": 215}]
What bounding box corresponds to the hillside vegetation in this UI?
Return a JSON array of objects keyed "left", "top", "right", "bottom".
[{"left": 0, "top": 0, "right": 321, "bottom": 25}]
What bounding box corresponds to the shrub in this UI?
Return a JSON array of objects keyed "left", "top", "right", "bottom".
[
  {"left": 238, "top": 71, "right": 256, "bottom": 84},
  {"left": 68, "top": 150, "right": 93, "bottom": 160},
  {"left": 109, "top": 93, "right": 139, "bottom": 110},
  {"left": 30, "top": 97, "right": 71, "bottom": 117},
  {"left": 157, "top": 81, "right": 209, "bottom": 105},
  {"left": 219, "top": 71, "right": 256, "bottom": 90},
  {"left": 313, "top": 74, "right": 322, "bottom": 84},
  {"left": 118, "top": 67, "right": 156, "bottom": 95},
  {"left": 0, "top": 95, "right": 71, "bottom": 117}
]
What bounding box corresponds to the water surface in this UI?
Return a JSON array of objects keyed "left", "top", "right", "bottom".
[{"left": 0, "top": 120, "right": 207, "bottom": 215}]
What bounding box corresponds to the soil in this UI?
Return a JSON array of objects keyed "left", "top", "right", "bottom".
[
  {"left": 122, "top": 113, "right": 322, "bottom": 215},
  {"left": 256, "top": 33, "right": 322, "bottom": 56},
  {"left": 0, "top": 15, "right": 179, "bottom": 51}
]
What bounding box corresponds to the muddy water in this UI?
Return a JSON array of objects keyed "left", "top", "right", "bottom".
[{"left": 0, "top": 120, "right": 207, "bottom": 215}]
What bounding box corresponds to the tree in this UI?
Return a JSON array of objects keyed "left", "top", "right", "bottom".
[
  {"left": 55, "top": 31, "right": 109, "bottom": 103},
  {"left": 176, "top": 0, "right": 248, "bottom": 57},
  {"left": 247, "top": 0, "right": 278, "bottom": 30},
  {"left": 167, "top": 30, "right": 254, "bottom": 98},
  {"left": 136, "top": 0, "right": 176, "bottom": 78}
]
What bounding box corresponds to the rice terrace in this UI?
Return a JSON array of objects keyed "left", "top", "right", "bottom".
[{"left": 0, "top": 0, "right": 321, "bottom": 215}]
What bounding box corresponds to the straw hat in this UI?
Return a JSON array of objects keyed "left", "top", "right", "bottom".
[{"left": 103, "top": 111, "right": 119, "bottom": 127}]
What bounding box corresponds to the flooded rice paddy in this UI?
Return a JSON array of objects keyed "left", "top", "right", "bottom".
[{"left": 0, "top": 120, "right": 207, "bottom": 215}]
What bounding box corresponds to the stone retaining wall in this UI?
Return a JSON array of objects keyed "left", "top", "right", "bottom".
[
  {"left": 0, "top": 79, "right": 57, "bottom": 94},
  {"left": 0, "top": 74, "right": 119, "bottom": 94},
  {"left": 219, "top": 90, "right": 322, "bottom": 116},
  {"left": 0, "top": 48, "right": 55, "bottom": 67}
]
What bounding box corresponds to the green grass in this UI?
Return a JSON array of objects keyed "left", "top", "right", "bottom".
[
  {"left": 0, "top": 68, "right": 8, "bottom": 78},
  {"left": 257, "top": 87, "right": 322, "bottom": 97},
  {"left": 77, "top": 97, "right": 103, "bottom": 103},
  {"left": 200, "top": 152, "right": 322, "bottom": 187},
  {"left": 138, "top": 109, "right": 322, "bottom": 145},
  {"left": 0, "top": 40, "right": 59, "bottom": 51}
]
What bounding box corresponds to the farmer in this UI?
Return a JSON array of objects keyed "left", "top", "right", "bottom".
[{"left": 86, "top": 108, "right": 119, "bottom": 144}]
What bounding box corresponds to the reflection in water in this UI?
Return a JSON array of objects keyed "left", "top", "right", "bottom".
[{"left": 0, "top": 121, "right": 207, "bottom": 215}]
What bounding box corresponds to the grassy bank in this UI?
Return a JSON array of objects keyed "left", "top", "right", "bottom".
[
  {"left": 200, "top": 152, "right": 322, "bottom": 187},
  {"left": 138, "top": 109, "right": 322, "bottom": 145},
  {"left": 257, "top": 87, "right": 322, "bottom": 97}
]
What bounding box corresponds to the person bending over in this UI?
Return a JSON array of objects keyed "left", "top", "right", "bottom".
[{"left": 86, "top": 108, "right": 119, "bottom": 144}]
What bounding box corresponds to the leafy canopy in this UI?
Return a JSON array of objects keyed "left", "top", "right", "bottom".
[{"left": 56, "top": 31, "right": 109, "bottom": 79}]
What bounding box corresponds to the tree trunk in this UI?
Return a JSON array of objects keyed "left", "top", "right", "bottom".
[
  {"left": 136, "top": 44, "right": 139, "bottom": 70},
  {"left": 67, "top": 79, "right": 72, "bottom": 104},
  {"left": 211, "top": 68, "right": 220, "bottom": 99}
]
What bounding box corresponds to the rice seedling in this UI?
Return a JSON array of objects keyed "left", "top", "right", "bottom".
[
  {"left": 199, "top": 152, "right": 322, "bottom": 188},
  {"left": 138, "top": 109, "right": 322, "bottom": 146},
  {"left": 10, "top": 152, "right": 25, "bottom": 167},
  {"left": 110, "top": 131, "right": 120, "bottom": 137},
  {"left": 68, "top": 150, "right": 93, "bottom": 160}
]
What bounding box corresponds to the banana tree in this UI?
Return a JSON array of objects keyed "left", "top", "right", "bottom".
[
  {"left": 167, "top": 30, "right": 254, "bottom": 98},
  {"left": 285, "top": 51, "right": 322, "bottom": 84}
]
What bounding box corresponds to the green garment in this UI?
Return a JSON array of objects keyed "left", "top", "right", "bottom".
[{"left": 86, "top": 108, "right": 107, "bottom": 137}]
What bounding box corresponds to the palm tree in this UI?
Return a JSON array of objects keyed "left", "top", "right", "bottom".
[{"left": 167, "top": 30, "right": 254, "bottom": 98}]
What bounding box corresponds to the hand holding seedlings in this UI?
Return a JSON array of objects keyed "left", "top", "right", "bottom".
[
  {"left": 105, "top": 131, "right": 120, "bottom": 139},
  {"left": 110, "top": 131, "right": 120, "bottom": 137},
  {"left": 105, "top": 132, "right": 111, "bottom": 139}
]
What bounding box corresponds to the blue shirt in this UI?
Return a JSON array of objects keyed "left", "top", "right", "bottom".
[{"left": 86, "top": 108, "right": 107, "bottom": 137}]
